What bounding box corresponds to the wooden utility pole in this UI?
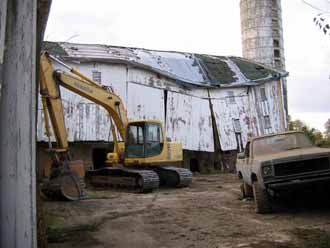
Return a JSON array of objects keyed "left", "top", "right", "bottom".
[{"left": 0, "top": 0, "right": 38, "bottom": 247}]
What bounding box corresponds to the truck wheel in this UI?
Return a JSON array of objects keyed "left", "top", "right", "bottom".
[
  {"left": 240, "top": 183, "right": 245, "bottom": 199},
  {"left": 243, "top": 182, "right": 253, "bottom": 198},
  {"left": 252, "top": 181, "right": 272, "bottom": 214},
  {"left": 240, "top": 182, "right": 253, "bottom": 198}
]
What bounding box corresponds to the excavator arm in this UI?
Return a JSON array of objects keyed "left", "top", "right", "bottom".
[
  {"left": 40, "top": 52, "right": 128, "bottom": 149},
  {"left": 39, "top": 52, "right": 129, "bottom": 200}
]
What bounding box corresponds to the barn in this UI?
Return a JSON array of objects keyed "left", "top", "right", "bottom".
[{"left": 37, "top": 41, "right": 288, "bottom": 174}]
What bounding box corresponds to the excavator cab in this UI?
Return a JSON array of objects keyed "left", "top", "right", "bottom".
[{"left": 125, "top": 121, "right": 164, "bottom": 159}]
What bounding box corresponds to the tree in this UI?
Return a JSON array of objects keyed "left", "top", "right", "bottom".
[
  {"left": 288, "top": 116, "right": 306, "bottom": 131},
  {"left": 301, "top": 0, "right": 330, "bottom": 35},
  {"left": 325, "top": 118, "right": 330, "bottom": 137},
  {"left": 289, "top": 117, "right": 323, "bottom": 144},
  {"left": 313, "top": 130, "right": 324, "bottom": 144}
]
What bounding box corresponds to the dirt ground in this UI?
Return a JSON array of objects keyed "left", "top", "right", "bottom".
[{"left": 45, "top": 174, "right": 330, "bottom": 248}]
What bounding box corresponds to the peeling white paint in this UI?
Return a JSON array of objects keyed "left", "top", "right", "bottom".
[
  {"left": 37, "top": 59, "right": 286, "bottom": 153},
  {"left": 210, "top": 81, "right": 286, "bottom": 151},
  {"left": 48, "top": 42, "right": 287, "bottom": 88},
  {"left": 166, "top": 91, "right": 214, "bottom": 152},
  {"left": 127, "top": 82, "right": 165, "bottom": 122}
]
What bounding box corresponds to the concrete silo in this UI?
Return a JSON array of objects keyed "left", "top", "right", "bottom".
[
  {"left": 240, "top": 0, "right": 286, "bottom": 70},
  {"left": 240, "top": 0, "right": 288, "bottom": 127}
]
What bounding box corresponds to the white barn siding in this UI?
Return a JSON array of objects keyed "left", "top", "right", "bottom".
[
  {"left": 191, "top": 96, "right": 214, "bottom": 151},
  {"left": 37, "top": 62, "right": 128, "bottom": 142},
  {"left": 210, "top": 83, "right": 285, "bottom": 151},
  {"left": 37, "top": 59, "right": 286, "bottom": 153},
  {"left": 166, "top": 91, "right": 214, "bottom": 152},
  {"left": 127, "top": 82, "right": 165, "bottom": 122},
  {"left": 211, "top": 88, "right": 252, "bottom": 151},
  {"left": 250, "top": 81, "right": 285, "bottom": 136},
  {"left": 166, "top": 92, "right": 192, "bottom": 149}
]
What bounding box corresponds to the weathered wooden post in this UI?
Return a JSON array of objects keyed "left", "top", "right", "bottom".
[{"left": 0, "top": 0, "right": 38, "bottom": 247}]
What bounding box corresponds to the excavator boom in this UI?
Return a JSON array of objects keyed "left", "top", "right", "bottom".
[{"left": 40, "top": 52, "right": 128, "bottom": 144}]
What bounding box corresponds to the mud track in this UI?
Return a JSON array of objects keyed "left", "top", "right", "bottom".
[{"left": 46, "top": 174, "right": 330, "bottom": 248}]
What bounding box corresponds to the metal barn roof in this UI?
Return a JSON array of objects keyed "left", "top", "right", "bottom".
[{"left": 43, "top": 41, "right": 288, "bottom": 88}]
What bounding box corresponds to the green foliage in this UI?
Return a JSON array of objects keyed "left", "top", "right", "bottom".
[
  {"left": 288, "top": 115, "right": 328, "bottom": 145},
  {"left": 45, "top": 213, "right": 100, "bottom": 243}
]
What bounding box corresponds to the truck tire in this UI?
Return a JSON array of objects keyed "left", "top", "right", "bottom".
[
  {"left": 252, "top": 181, "right": 272, "bottom": 214},
  {"left": 240, "top": 183, "right": 245, "bottom": 199},
  {"left": 240, "top": 182, "right": 253, "bottom": 198},
  {"left": 243, "top": 182, "right": 253, "bottom": 198}
]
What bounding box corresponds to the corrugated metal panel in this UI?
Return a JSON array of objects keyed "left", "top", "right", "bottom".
[
  {"left": 166, "top": 91, "right": 214, "bottom": 152},
  {"left": 44, "top": 41, "right": 287, "bottom": 88},
  {"left": 60, "top": 42, "right": 207, "bottom": 86}
]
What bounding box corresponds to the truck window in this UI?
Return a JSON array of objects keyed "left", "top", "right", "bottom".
[{"left": 253, "top": 133, "right": 313, "bottom": 157}]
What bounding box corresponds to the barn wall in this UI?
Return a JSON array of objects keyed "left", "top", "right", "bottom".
[
  {"left": 166, "top": 91, "right": 214, "bottom": 152},
  {"left": 127, "top": 82, "right": 165, "bottom": 122},
  {"left": 211, "top": 87, "right": 252, "bottom": 151},
  {"left": 37, "top": 62, "right": 128, "bottom": 142},
  {"left": 37, "top": 61, "right": 286, "bottom": 155},
  {"left": 37, "top": 62, "right": 215, "bottom": 152},
  {"left": 210, "top": 80, "right": 286, "bottom": 151}
]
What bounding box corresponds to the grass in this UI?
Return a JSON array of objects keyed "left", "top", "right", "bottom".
[{"left": 46, "top": 214, "right": 100, "bottom": 243}]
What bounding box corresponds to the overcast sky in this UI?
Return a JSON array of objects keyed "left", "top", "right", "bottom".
[{"left": 45, "top": 0, "right": 330, "bottom": 131}]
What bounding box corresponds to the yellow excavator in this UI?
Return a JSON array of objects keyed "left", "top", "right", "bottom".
[{"left": 39, "top": 52, "right": 192, "bottom": 200}]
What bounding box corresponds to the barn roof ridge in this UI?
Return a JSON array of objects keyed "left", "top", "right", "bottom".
[{"left": 43, "top": 41, "right": 288, "bottom": 88}]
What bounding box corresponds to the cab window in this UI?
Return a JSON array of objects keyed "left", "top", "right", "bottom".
[
  {"left": 146, "top": 123, "right": 163, "bottom": 157},
  {"left": 126, "top": 124, "right": 144, "bottom": 158}
]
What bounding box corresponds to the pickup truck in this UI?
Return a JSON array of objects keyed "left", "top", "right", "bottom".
[{"left": 236, "top": 131, "right": 330, "bottom": 213}]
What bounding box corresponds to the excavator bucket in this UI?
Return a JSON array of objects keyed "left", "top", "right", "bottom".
[{"left": 42, "top": 160, "right": 86, "bottom": 201}]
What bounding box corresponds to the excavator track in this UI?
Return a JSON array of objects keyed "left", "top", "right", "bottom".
[
  {"left": 88, "top": 167, "right": 160, "bottom": 192},
  {"left": 153, "top": 166, "right": 193, "bottom": 188}
]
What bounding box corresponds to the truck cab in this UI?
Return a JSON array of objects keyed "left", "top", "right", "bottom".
[{"left": 236, "top": 131, "right": 330, "bottom": 213}]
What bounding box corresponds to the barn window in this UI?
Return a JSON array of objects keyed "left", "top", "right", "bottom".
[
  {"left": 233, "top": 119, "right": 241, "bottom": 133},
  {"left": 260, "top": 87, "right": 267, "bottom": 101},
  {"left": 92, "top": 71, "right": 102, "bottom": 83},
  {"left": 227, "top": 91, "right": 235, "bottom": 104},
  {"left": 264, "top": 115, "right": 272, "bottom": 129},
  {"left": 273, "top": 39, "right": 279, "bottom": 48},
  {"left": 272, "top": 0, "right": 277, "bottom": 8},
  {"left": 274, "top": 49, "right": 280, "bottom": 59},
  {"left": 272, "top": 18, "right": 278, "bottom": 27}
]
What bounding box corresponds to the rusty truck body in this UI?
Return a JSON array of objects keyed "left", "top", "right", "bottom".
[{"left": 236, "top": 131, "right": 330, "bottom": 213}]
